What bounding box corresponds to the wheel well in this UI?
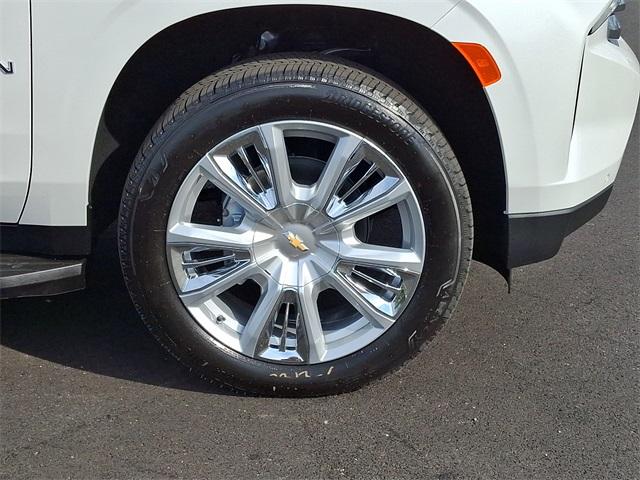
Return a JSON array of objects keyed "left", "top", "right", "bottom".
[{"left": 91, "top": 5, "right": 507, "bottom": 273}]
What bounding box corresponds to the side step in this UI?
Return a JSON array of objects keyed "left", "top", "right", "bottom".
[{"left": 0, "top": 254, "right": 86, "bottom": 299}]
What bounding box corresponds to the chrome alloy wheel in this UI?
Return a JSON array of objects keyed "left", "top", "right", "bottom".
[{"left": 166, "top": 121, "right": 425, "bottom": 364}]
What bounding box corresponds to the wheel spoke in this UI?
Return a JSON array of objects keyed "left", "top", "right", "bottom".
[
  {"left": 309, "top": 134, "right": 362, "bottom": 211},
  {"left": 237, "top": 146, "right": 269, "bottom": 193},
  {"left": 258, "top": 124, "right": 295, "bottom": 207},
  {"left": 200, "top": 153, "right": 272, "bottom": 219},
  {"left": 240, "top": 279, "right": 283, "bottom": 357},
  {"left": 320, "top": 177, "right": 411, "bottom": 233},
  {"left": 351, "top": 268, "right": 402, "bottom": 293},
  {"left": 297, "top": 282, "right": 327, "bottom": 363},
  {"left": 167, "top": 222, "right": 256, "bottom": 250},
  {"left": 181, "top": 253, "right": 237, "bottom": 269},
  {"left": 327, "top": 271, "right": 395, "bottom": 329},
  {"left": 337, "top": 242, "right": 423, "bottom": 275},
  {"left": 179, "top": 262, "right": 261, "bottom": 307}
]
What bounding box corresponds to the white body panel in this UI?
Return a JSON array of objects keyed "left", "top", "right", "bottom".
[
  {"left": 20, "top": 0, "right": 455, "bottom": 226},
  {"left": 3, "top": 0, "right": 639, "bottom": 225},
  {"left": 565, "top": 22, "right": 640, "bottom": 208},
  {"left": 435, "top": 0, "right": 640, "bottom": 213},
  {"left": 0, "top": 0, "right": 31, "bottom": 222}
]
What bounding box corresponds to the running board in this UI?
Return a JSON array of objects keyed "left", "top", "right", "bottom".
[{"left": 0, "top": 254, "right": 86, "bottom": 299}]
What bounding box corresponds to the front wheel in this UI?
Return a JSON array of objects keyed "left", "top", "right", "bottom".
[{"left": 118, "top": 56, "right": 472, "bottom": 396}]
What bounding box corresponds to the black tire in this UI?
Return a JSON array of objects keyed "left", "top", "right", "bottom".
[{"left": 118, "top": 55, "right": 473, "bottom": 396}]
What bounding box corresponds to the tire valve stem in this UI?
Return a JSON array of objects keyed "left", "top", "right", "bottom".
[{"left": 216, "top": 315, "right": 226, "bottom": 324}]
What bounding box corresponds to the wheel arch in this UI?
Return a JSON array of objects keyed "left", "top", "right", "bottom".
[{"left": 90, "top": 4, "right": 508, "bottom": 275}]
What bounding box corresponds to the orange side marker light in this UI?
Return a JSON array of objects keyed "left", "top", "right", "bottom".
[{"left": 452, "top": 42, "right": 502, "bottom": 87}]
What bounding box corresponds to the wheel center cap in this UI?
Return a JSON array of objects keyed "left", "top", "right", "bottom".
[
  {"left": 284, "top": 230, "right": 309, "bottom": 252},
  {"left": 253, "top": 204, "right": 339, "bottom": 287},
  {"left": 277, "top": 224, "right": 315, "bottom": 259}
]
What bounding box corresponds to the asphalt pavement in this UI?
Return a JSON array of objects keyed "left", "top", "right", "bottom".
[{"left": 1, "top": 8, "right": 639, "bottom": 480}]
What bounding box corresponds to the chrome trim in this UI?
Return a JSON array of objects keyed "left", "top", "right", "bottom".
[
  {"left": 589, "top": 0, "right": 625, "bottom": 35},
  {"left": 607, "top": 15, "right": 622, "bottom": 42}
]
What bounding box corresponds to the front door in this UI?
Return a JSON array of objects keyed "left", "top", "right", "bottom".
[{"left": 0, "top": 0, "right": 31, "bottom": 222}]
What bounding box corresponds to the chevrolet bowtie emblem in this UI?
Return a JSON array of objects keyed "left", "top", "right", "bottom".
[{"left": 284, "top": 231, "right": 309, "bottom": 252}]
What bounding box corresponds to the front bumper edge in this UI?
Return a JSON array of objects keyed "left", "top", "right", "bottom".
[{"left": 506, "top": 185, "right": 613, "bottom": 268}]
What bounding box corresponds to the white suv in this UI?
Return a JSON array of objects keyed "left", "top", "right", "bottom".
[{"left": 1, "top": 0, "right": 638, "bottom": 395}]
